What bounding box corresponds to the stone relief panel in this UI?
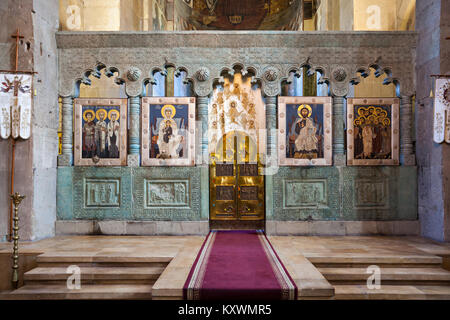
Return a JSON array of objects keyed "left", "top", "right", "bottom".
[
  {"left": 353, "top": 179, "right": 389, "bottom": 209},
  {"left": 84, "top": 178, "right": 120, "bottom": 207},
  {"left": 271, "top": 166, "right": 417, "bottom": 221},
  {"left": 341, "top": 167, "right": 408, "bottom": 220},
  {"left": 283, "top": 179, "right": 328, "bottom": 209},
  {"left": 272, "top": 167, "right": 339, "bottom": 220},
  {"left": 132, "top": 167, "right": 202, "bottom": 220},
  {"left": 73, "top": 167, "right": 132, "bottom": 220},
  {"left": 145, "top": 180, "right": 189, "bottom": 208}
]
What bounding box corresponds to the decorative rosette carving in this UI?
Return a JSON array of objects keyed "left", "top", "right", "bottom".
[
  {"left": 126, "top": 67, "right": 141, "bottom": 82},
  {"left": 263, "top": 67, "right": 278, "bottom": 82},
  {"left": 195, "top": 67, "right": 210, "bottom": 82},
  {"left": 332, "top": 67, "right": 347, "bottom": 82}
]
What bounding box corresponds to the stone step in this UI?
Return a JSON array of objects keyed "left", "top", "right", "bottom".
[
  {"left": 333, "top": 285, "right": 450, "bottom": 300},
  {"left": 37, "top": 261, "right": 169, "bottom": 268},
  {"left": 36, "top": 253, "right": 172, "bottom": 264},
  {"left": 24, "top": 266, "right": 165, "bottom": 284},
  {"left": 307, "top": 254, "right": 443, "bottom": 268},
  {"left": 319, "top": 267, "right": 450, "bottom": 285},
  {"left": 0, "top": 284, "right": 153, "bottom": 300}
]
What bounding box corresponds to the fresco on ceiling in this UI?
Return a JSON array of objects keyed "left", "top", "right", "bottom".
[{"left": 176, "top": 0, "right": 303, "bottom": 30}]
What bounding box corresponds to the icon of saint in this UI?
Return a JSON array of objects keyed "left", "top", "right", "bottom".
[
  {"left": 294, "top": 105, "right": 318, "bottom": 158},
  {"left": 107, "top": 110, "right": 120, "bottom": 158},
  {"left": 227, "top": 101, "right": 239, "bottom": 124},
  {"left": 362, "top": 125, "right": 375, "bottom": 158},
  {"left": 157, "top": 105, "right": 184, "bottom": 159},
  {"left": 95, "top": 109, "right": 108, "bottom": 157},
  {"left": 82, "top": 110, "right": 96, "bottom": 158}
]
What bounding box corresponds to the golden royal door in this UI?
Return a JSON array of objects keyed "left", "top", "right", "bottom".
[{"left": 209, "top": 131, "right": 264, "bottom": 221}]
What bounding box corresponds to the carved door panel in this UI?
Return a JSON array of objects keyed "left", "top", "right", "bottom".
[{"left": 210, "top": 132, "right": 264, "bottom": 221}]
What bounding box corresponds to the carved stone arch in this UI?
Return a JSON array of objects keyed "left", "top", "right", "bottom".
[
  {"left": 375, "top": 66, "right": 402, "bottom": 97},
  {"left": 190, "top": 64, "right": 262, "bottom": 98},
  {"left": 219, "top": 63, "right": 282, "bottom": 97},
  {"left": 141, "top": 66, "right": 168, "bottom": 96},
  {"left": 281, "top": 64, "right": 302, "bottom": 85},
  {"left": 351, "top": 62, "right": 408, "bottom": 97},
  {"left": 69, "top": 63, "right": 126, "bottom": 98},
  {"left": 350, "top": 66, "right": 371, "bottom": 86},
  {"left": 218, "top": 63, "right": 258, "bottom": 78},
  {"left": 281, "top": 63, "right": 330, "bottom": 96}
]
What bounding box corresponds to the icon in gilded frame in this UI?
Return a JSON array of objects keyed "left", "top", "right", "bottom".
[
  {"left": 74, "top": 98, "right": 128, "bottom": 166},
  {"left": 141, "top": 97, "right": 196, "bottom": 166},
  {"left": 278, "top": 96, "right": 332, "bottom": 166},
  {"left": 347, "top": 98, "right": 400, "bottom": 166}
]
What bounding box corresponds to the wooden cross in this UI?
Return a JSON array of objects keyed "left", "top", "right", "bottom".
[
  {"left": 0, "top": 28, "right": 36, "bottom": 75},
  {"left": 11, "top": 28, "right": 24, "bottom": 73}
]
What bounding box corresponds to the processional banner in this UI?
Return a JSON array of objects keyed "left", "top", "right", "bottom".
[
  {"left": 433, "top": 78, "right": 450, "bottom": 144},
  {"left": 0, "top": 73, "right": 32, "bottom": 140}
]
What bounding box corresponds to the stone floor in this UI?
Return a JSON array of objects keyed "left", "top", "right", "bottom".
[{"left": 0, "top": 235, "right": 449, "bottom": 299}]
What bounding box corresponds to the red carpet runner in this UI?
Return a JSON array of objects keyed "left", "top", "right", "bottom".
[{"left": 183, "top": 230, "right": 297, "bottom": 300}]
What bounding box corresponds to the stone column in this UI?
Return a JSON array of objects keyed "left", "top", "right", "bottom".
[
  {"left": 265, "top": 95, "right": 277, "bottom": 220},
  {"left": 332, "top": 95, "right": 346, "bottom": 165},
  {"left": 196, "top": 96, "right": 209, "bottom": 220},
  {"left": 57, "top": 96, "right": 73, "bottom": 166},
  {"left": 128, "top": 96, "right": 140, "bottom": 167},
  {"left": 265, "top": 96, "right": 277, "bottom": 160},
  {"left": 400, "top": 95, "right": 415, "bottom": 165},
  {"left": 196, "top": 96, "right": 209, "bottom": 165}
]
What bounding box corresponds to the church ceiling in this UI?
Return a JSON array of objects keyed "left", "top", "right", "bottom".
[{"left": 176, "top": 0, "right": 303, "bottom": 30}]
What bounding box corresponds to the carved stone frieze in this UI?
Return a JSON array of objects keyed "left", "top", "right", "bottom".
[
  {"left": 57, "top": 32, "right": 417, "bottom": 98},
  {"left": 85, "top": 179, "right": 120, "bottom": 207},
  {"left": 145, "top": 180, "right": 189, "bottom": 207},
  {"left": 284, "top": 179, "right": 328, "bottom": 208}
]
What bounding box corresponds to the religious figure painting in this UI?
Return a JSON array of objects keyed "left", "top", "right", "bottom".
[
  {"left": 208, "top": 73, "right": 266, "bottom": 164},
  {"left": 278, "top": 97, "right": 332, "bottom": 166},
  {"left": 141, "top": 97, "right": 196, "bottom": 166},
  {"left": 74, "top": 98, "right": 127, "bottom": 166},
  {"left": 0, "top": 73, "right": 32, "bottom": 140},
  {"left": 347, "top": 98, "right": 399, "bottom": 166}
]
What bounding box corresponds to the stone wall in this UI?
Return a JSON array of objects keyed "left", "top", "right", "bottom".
[
  {"left": 57, "top": 167, "right": 205, "bottom": 221},
  {"left": 31, "top": 0, "right": 59, "bottom": 239},
  {"left": 415, "top": 0, "right": 450, "bottom": 241},
  {"left": 0, "top": 0, "right": 58, "bottom": 241},
  {"left": 270, "top": 166, "right": 417, "bottom": 221},
  {"left": 54, "top": 31, "right": 419, "bottom": 236}
]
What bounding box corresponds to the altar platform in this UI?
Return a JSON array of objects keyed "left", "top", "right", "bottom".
[{"left": 0, "top": 235, "right": 449, "bottom": 300}]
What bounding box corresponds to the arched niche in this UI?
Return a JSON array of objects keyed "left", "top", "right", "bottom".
[
  {"left": 143, "top": 66, "right": 192, "bottom": 97},
  {"left": 281, "top": 67, "right": 329, "bottom": 97},
  {"left": 349, "top": 67, "right": 397, "bottom": 98},
  {"left": 77, "top": 68, "right": 126, "bottom": 99}
]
